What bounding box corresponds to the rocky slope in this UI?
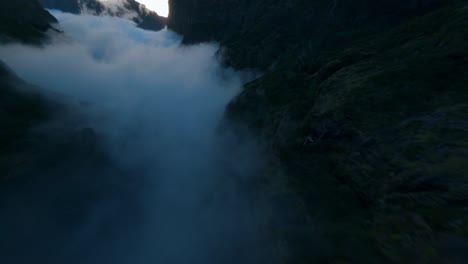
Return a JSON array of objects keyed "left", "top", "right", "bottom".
[
  {"left": 0, "top": 0, "right": 106, "bottom": 195},
  {"left": 0, "top": 0, "right": 58, "bottom": 43},
  {"left": 168, "top": 0, "right": 468, "bottom": 263},
  {"left": 1, "top": 59, "right": 140, "bottom": 263},
  {"left": 0, "top": 0, "right": 57, "bottom": 178},
  {"left": 39, "top": 0, "right": 165, "bottom": 31},
  {"left": 0, "top": 4, "right": 139, "bottom": 261},
  {"left": 168, "top": 0, "right": 460, "bottom": 68},
  {"left": 0, "top": 61, "right": 49, "bottom": 180}
]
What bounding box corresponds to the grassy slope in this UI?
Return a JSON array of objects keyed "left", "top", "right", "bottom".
[{"left": 226, "top": 3, "right": 468, "bottom": 263}]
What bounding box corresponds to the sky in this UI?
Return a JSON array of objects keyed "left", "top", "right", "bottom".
[{"left": 138, "top": 0, "right": 168, "bottom": 17}]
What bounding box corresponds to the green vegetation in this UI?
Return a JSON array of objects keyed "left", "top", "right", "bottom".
[
  {"left": 225, "top": 3, "right": 468, "bottom": 263},
  {"left": 169, "top": 0, "right": 468, "bottom": 262},
  {"left": 0, "top": 0, "right": 466, "bottom": 261}
]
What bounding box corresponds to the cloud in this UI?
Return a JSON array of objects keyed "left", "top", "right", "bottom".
[{"left": 0, "top": 11, "right": 283, "bottom": 264}]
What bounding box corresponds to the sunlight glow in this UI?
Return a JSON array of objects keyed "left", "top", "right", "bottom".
[{"left": 138, "top": 0, "right": 169, "bottom": 17}]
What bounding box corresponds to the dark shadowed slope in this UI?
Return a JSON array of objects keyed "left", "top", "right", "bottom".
[
  {"left": 168, "top": 0, "right": 468, "bottom": 263},
  {"left": 1, "top": 59, "right": 138, "bottom": 263},
  {"left": 39, "top": 0, "right": 165, "bottom": 31},
  {"left": 168, "top": 0, "right": 462, "bottom": 69},
  {"left": 0, "top": 0, "right": 57, "bottom": 43},
  {"left": 0, "top": 61, "right": 49, "bottom": 183},
  {"left": 0, "top": 0, "right": 57, "bottom": 179},
  {"left": 0, "top": 4, "right": 138, "bottom": 262}
]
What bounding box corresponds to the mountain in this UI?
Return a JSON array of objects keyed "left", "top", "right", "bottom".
[
  {"left": 0, "top": 0, "right": 58, "bottom": 43},
  {"left": 168, "top": 0, "right": 468, "bottom": 262},
  {"left": 39, "top": 0, "right": 165, "bottom": 31},
  {"left": 0, "top": 0, "right": 53, "bottom": 182},
  {"left": 1, "top": 0, "right": 467, "bottom": 262},
  {"left": 168, "top": 0, "right": 460, "bottom": 68},
  {"left": 0, "top": 60, "right": 50, "bottom": 179}
]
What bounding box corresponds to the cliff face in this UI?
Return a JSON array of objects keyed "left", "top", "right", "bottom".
[
  {"left": 168, "top": 0, "right": 468, "bottom": 263},
  {"left": 168, "top": 0, "right": 458, "bottom": 68},
  {"left": 0, "top": 0, "right": 54, "bottom": 182},
  {"left": 0, "top": 0, "right": 58, "bottom": 43},
  {"left": 0, "top": 61, "right": 51, "bottom": 179},
  {"left": 39, "top": 0, "right": 165, "bottom": 31}
]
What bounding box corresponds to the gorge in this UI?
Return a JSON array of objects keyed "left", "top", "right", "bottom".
[{"left": 1, "top": 0, "right": 468, "bottom": 263}]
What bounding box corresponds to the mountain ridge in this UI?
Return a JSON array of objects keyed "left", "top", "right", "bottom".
[
  {"left": 39, "top": 0, "right": 165, "bottom": 31},
  {"left": 0, "top": 0, "right": 58, "bottom": 43}
]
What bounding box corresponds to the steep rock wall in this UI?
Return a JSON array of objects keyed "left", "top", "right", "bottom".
[
  {"left": 0, "top": 0, "right": 58, "bottom": 43},
  {"left": 168, "top": 0, "right": 468, "bottom": 263}
]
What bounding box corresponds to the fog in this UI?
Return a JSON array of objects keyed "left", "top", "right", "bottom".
[{"left": 0, "top": 11, "right": 286, "bottom": 264}]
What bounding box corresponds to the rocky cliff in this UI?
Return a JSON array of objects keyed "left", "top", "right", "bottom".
[
  {"left": 169, "top": 0, "right": 468, "bottom": 263},
  {"left": 0, "top": 0, "right": 58, "bottom": 43},
  {"left": 39, "top": 0, "right": 165, "bottom": 31},
  {"left": 168, "top": 0, "right": 460, "bottom": 68},
  {"left": 0, "top": 0, "right": 53, "bottom": 182}
]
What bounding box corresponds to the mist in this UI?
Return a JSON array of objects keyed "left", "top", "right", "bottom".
[{"left": 0, "top": 11, "right": 286, "bottom": 264}]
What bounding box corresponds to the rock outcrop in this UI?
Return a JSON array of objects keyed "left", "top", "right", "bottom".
[
  {"left": 168, "top": 0, "right": 468, "bottom": 262},
  {"left": 0, "top": 0, "right": 57, "bottom": 177},
  {"left": 0, "top": 0, "right": 58, "bottom": 43},
  {"left": 0, "top": 60, "right": 50, "bottom": 180},
  {"left": 39, "top": 0, "right": 166, "bottom": 31},
  {"left": 0, "top": 2, "right": 124, "bottom": 237}
]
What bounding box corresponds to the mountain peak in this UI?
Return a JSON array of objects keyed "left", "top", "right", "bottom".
[{"left": 39, "top": 0, "right": 165, "bottom": 31}]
